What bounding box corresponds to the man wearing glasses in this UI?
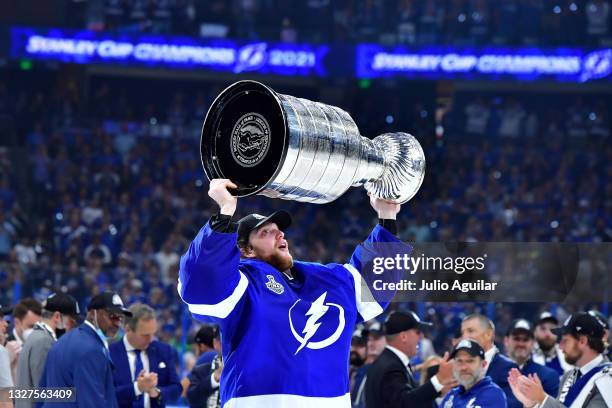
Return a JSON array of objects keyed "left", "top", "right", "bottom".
[
  {"left": 40, "top": 291, "right": 132, "bottom": 408},
  {"left": 504, "top": 319, "right": 560, "bottom": 398}
]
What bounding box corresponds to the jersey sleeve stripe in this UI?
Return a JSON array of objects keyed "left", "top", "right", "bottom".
[
  {"left": 343, "top": 263, "right": 384, "bottom": 322},
  {"left": 177, "top": 271, "right": 249, "bottom": 318}
]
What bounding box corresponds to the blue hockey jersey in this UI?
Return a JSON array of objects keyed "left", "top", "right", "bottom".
[{"left": 178, "top": 222, "right": 406, "bottom": 408}]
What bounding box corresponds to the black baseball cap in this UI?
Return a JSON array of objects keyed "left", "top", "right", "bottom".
[
  {"left": 44, "top": 293, "right": 80, "bottom": 317},
  {"left": 507, "top": 319, "right": 534, "bottom": 338},
  {"left": 88, "top": 291, "right": 132, "bottom": 317},
  {"left": 0, "top": 304, "right": 12, "bottom": 316},
  {"left": 364, "top": 321, "right": 384, "bottom": 338},
  {"left": 451, "top": 339, "right": 485, "bottom": 359},
  {"left": 194, "top": 325, "right": 219, "bottom": 347},
  {"left": 237, "top": 211, "right": 292, "bottom": 245},
  {"left": 384, "top": 311, "right": 432, "bottom": 335},
  {"left": 551, "top": 312, "right": 606, "bottom": 338},
  {"left": 536, "top": 311, "right": 558, "bottom": 326},
  {"left": 588, "top": 310, "right": 609, "bottom": 330}
]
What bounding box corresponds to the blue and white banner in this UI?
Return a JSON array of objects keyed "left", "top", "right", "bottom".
[
  {"left": 10, "top": 27, "right": 328, "bottom": 77},
  {"left": 356, "top": 44, "right": 612, "bottom": 82}
]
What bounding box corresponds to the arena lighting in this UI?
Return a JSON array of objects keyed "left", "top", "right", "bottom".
[
  {"left": 357, "top": 44, "right": 612, "bottom": 82},
  {"left": 10, "top": 27, "right": 328, "bottom": 76}
]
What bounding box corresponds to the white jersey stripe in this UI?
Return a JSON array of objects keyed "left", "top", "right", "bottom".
[
  {"left": 344, "top": 263, "right": 384, "bottom": 322},
  {"left": 223, "top": 392, "right": 351, "bottom": 408},
  {"left": 178, "top": 272, "right": 249, "bottom": 318}
]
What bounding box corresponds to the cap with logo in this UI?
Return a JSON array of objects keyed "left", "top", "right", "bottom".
[
  {"left": 237, "top": 211, "right": 292, "bottom": 245},
  {"left": 507, "top": 319, "right": 534, "bottom": 338},
  {"left": 551, "top": 312, "right": 605, "bottom": 338},
  {"left": 384, "top": 311, "right": 432, "bottom": 335},
  {"left": 535, "top": 311, "right": 558, "bottom": 326},
  {"left": 588, "top": 310, "right": 609, "bottom": 330},
  {"left": 44, "top": 293, "right": 81, "bottom": 317},
  {"left": 88, "top": 291, "right": 132, "bottom": 317},
  {"left": 451, "top": 339, "right": 486, "bottom": 359},
  {"left": 194, "top": 325, "right": 220, "bottom": 347},
  {"left": 364, "top": 321, "right": 384, "bottom": 338}
]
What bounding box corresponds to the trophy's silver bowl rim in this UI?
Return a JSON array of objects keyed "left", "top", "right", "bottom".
[{"left": 200, "top": 80, "right": 290, "bottom": 197}]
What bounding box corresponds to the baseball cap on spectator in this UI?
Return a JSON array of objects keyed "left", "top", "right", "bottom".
[
  {"left": 384, "top": 311, "right": 432, "bottom": 335},
  {"left": 88, "top": 291, "right": 132, "bottom": 317},
  {"left": 44, "top": 293, "right": 80, "bottom": 317},
  {"left": 451, "top": 339, "right": 485, "bottom": 359},
  {"left": 507, "top": 319, "right": 534, "bottom": 338},
  {"left": 588, "top": 310, "right": 609, "bottom": 330},
  {"left": 536, "top": 311, "right": 558, "bottom": 326},
  {"left": 194, "top": 325, "right": 219, "bottom": 348},
  {"left": 237, "top": 211, "right": 292, "bottom": 246},
  {"left": 551, "top": 312, "right": 605, "bottom": 338},
  {"left": 364, "top": 321, "right": 384, "bottom": 338}
]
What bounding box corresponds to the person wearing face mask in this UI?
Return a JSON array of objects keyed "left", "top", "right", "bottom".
[
  {"left": 39, "top": 291, "right": 132, "bottom": 408},
  {"left": 5, "top": 298, "right": 42, "bottom": 385},
  {"left": 14, "top": 293, "right": 80, "bottom": 408}
]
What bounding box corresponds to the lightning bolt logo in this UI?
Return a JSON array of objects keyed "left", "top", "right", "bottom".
[
  {"left": 296, "top": 292, "right": 329, "bottom": 354},
  {"left": 288, "top": 292, "right": 346, "bottom": 355}
]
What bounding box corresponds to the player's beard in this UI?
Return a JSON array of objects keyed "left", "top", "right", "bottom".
[
  {"left": 537, "top": 337, "right": 556, "bottom": 352},
  {"left": 262, "top": 251, "right": 294, "bottom": 272},
  {"left": 563, "top": 343, "right": 581, "bottom": 365},
  {"left": 453, "top": 365, "right": 484, "bottom": 390}
]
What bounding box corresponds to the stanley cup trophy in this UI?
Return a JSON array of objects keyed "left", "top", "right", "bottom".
[{"left": 200, "top": 80, "right": 425, "bottom": 204}]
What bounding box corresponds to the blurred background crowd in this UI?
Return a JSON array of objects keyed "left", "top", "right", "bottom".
[{"left": 0, "top": 0, "right": 610, "bottom": 406}]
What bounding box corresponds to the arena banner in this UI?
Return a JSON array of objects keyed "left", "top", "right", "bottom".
[
  {"left": 356, "top": 44, "right": 612, "bottom": 82},
  {"left": 358, "top": 242, "right": 611, "bottom": 303},
  {"left": 9, "top": 27, "right": 329, "bottom": 76}
]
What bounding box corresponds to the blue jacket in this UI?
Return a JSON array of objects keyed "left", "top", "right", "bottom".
[
  {"left": 39, "top": 323, "right": 117, "bottom": 408},
  {"left": 487, "top": 352, "right": 521, "bottom": 408},
  {"left": 195, "top": 350, "right": 217, "bottom": 367},
  {"left": 440, "top": 376, "right": 507, "bottom": 407},
  {"left": 178, "top": 222, "right": 407, "bottom": 407},
  {"left": 520, "top": 359, "right": 559, "bottom": 398},
  {"left": 109, "top": 338, "right": 182, "bottom": 408}
]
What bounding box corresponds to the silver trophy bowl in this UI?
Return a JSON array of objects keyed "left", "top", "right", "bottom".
[{"left": 201, "top": 80, "right": 425, "bottom": 204}]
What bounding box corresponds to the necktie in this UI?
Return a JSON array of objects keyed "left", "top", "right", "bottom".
[{"left": 133, "top": 350, "right": 145, "bottom": 408}]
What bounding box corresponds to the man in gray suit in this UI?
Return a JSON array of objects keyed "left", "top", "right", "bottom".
[
  {"left": 15, "top": 293, "right": 80, "bottom": 408},
  {"left": 508, "top": 312, "right": 612, "bottom": 408}
]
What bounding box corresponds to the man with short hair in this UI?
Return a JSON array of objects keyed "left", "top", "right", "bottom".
[
  {"left": 40, "top": 291, "right": 132, "bottom": 408},
  {"left": 364, "top": 311, "right": 456, "bottom": 408},
  {"left": 440, "top": 338, "right": 507, "bottom": 407},
  {"left": 461, "top": 313, "right": 521, "bottom": 408},
  {"left": 193, "top": 325, "right": 220, "bottom": 366},
  {"left": 508, "top": 312, "right": 612, "bottom": 408},
  {"left": 6, "top": 298, "right": 42, "bottom": 382},
  {"left": 15, "top": 293, "right": 80, "bottom": 408},
  {"left": 109, "top": 303, "right": 181, "bottom": 408},
  {"left": 532, "top": 312, "right": 572, "bottom": 375},
  {"left": 503, "top": 319, "right": 559, "bottom": 398},
  {"left": 352, "top": 322, "right": 386, "bottom": 407}
]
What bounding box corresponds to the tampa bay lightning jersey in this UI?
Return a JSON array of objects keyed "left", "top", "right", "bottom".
[{"left": 178, "top": 222, "right": 406, "bottom": 408}]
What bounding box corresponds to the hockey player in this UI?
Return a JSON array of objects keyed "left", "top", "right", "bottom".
[{"left": 178, "top": 179, "right": 408, "bottom": 408}]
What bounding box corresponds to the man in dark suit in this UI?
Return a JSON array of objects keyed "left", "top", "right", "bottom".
[
  {"left": 187, "top": 353, "right": 223, "bottom": 408},
  {"left": 109, "top": 303, "right": 181, "bottom": 408},
  {"left": 504, "top": 318, "right": 560, "bottom": 398},
  {"left": 365, "top": 311, "right": 456, "bottom": 408},
  {"left": 461, "top": 313, "right": 521, "bottom": 408},
  {"left": 40, "top": 291, "right": 132, "bottom": 408}
]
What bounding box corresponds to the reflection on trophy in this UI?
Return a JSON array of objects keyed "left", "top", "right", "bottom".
[{"left": 200, "top": 80, "right": 425, "bottom": 204}]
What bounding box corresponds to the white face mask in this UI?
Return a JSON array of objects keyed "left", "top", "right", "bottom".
[{"left": 23, "top": 328, "right": 34, "bottom": 341}]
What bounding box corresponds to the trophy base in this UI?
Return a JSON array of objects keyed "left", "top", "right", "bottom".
[{"left": 201, "top": 81, "right": 288, "bottom": 196}]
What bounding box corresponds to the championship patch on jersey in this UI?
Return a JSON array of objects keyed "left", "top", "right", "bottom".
[{"left": 265, "top": 275, "right": 285, "bottom": 294}]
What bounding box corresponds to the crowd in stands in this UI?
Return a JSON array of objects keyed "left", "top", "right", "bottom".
[
  {"left": 0, "top": 71, "right": 610, "bottom": 364},
  {"left": 78, "top": 0, "right": 612, "bottom": 47}
]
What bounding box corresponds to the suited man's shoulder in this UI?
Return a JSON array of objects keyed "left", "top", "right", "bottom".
[{"left": 493, "top": 352, "right": 519, "bottom": 368}]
